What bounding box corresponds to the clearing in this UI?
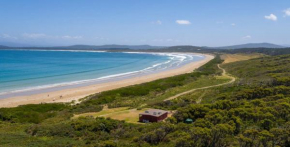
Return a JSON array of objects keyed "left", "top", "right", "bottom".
[
  {"left": 221, "top": 53, "right": 263, "bottom": 64},
  {"left": 73, "top": 107, "right": 148, "bottom": 124}
]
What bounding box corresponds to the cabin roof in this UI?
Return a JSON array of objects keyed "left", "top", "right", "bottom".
[{"left": 140, "top": 109, "right": 167, "bottom": 117}]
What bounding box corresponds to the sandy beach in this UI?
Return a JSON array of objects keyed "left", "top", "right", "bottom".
[{"left": 0, "top": 53, "right": 214, "bottom": 108}]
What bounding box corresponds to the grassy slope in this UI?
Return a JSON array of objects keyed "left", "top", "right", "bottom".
[
  {"left": 220, "top": 53, "right": 264, "bottom": 64},
  {"left": 73, "top": 107, "right": 150, "bottom": 124}
]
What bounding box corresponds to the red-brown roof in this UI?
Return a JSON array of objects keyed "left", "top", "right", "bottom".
[{"left": 140, "top": 109, "right": 167, "bottom": 117}]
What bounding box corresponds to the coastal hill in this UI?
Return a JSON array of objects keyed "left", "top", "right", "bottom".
[
  {"left": 145, "top": 45, "right": 290, "bottom": 56},
  {"left": 213, "top": 43, "right": 285, "bottom": 49},
  {"left": 0, "top": 42, "right": 33, "bottom": 47},
  {"left": 0, "top": 45, "right": 9, "bottom": 49}
]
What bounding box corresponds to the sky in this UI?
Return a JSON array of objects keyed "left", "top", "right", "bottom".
[{"left": 0, "top": 0, "right": 290, "bottom": 47}]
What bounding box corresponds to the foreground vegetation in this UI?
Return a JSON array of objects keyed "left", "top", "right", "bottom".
[
  {"left": 153, "top": 54, "right": 290, "bottom": 146},
  {"left": 0, "top": 54, "right": 290, "bottom": 146}
]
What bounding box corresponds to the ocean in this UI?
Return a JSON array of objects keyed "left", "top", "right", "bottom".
[{"left": 0, "top": 50, "right": 205, "bottom": 98}]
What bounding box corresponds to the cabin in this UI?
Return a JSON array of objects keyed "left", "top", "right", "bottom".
[{"left": 139, "top": 109, "right": 168, "bottom": 123}]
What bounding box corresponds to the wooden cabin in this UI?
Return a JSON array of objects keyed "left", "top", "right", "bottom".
[{"left": 139, "top": 109, "right": 168, "bottom": 123}]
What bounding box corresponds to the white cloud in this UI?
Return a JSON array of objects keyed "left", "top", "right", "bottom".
[
  {"left": 61, "top": 35, "right": 83, "bottom": 39},
  {"left": 95, "top": 37, "right": 109, "bottom": 40},
  {"left": 22, "top": 33, "right": 83, "bottom": 40},
  {"left": 153, "top": 39, "right": 163, "bottom": 42},
  {"left": 22, "top": 33, "right": 47, "bottom": 39},
  {"left": 283, "top": 8, "right": 290, "bottom": 17},
  {"left": 264, "top": 14, "right": 277, "bottom": 21},
  {"left": 231, "top": 23, "right": 236, "bottom": 26},
  {"left": 0, "top": 34, "right": 17, "bottom": 39},
  {"left": 152, "top": 20, "right": 162, "bottom": 25},
  {"left": 153, "top": 38, "right": 179, "bottom": 42},
  {"left": 176, "top": 20, "right": 191, "bottom": 25},
  {"left": 242, "top": 35, "right": 252, "bottom": 40}
]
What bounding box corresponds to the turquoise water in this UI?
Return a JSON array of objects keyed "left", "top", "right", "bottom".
[{"left": 0, "top": 50, "right": 205, "bottom": 97}]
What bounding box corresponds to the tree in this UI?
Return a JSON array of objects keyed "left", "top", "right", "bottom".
[
  {"left": 260, "top": 119, "right": 273, "bottom": 131},
  {"left": 211, "top": 124, "right": 234, "bottom": 147}
]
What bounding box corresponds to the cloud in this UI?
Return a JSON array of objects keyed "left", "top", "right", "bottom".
[
  {"left": 283, "top": 8, "right": 290, "bottom": 17},
  {"left": 61, "top": 35, "right": 83, "bottom": 39},
  {"left": 176, "top": 20, "right": 191, "bottom": 25},
  {"left": 242, "top": 35, "right": 252, "bottom": 40},
  {"left": 231, "top": 23, "right": 236, "bottom": 26},
  {"left": 95, "top": 37, "right": 109, "bottom": 40},
  {"left": 153, "top": 38, "right": 179, "bottom": 42},
  {"left": 22, "top": 33, "right": 47, "bottom": 39},
  {"left": 0, "top": 34, "right": 18, "bottom": 40},
  {"left": 152, "top": 20, "right": 162, "bottom": 25},
  {"left": 153, "top": 39, "right": 163, "bottom": 42},
  {"left": 22, "top": 33, "right": 83, "bottom": 40},
  {"left": 264, "top": 14, "right": 277, "bottom": 21}
]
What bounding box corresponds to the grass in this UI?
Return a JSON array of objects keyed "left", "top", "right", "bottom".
[
  {"left": 177, "top": 89, "right": 207, "bottom": 103},
  {"left": 73, "top": 107, "right": 151, "bottom": 124},
  {"left": 220, "top": 53, "right": 264, "bottom": 64},
  {"left": 72, "top": 107, "right": 130, "bottom": 118},
  {"left": 106, "top": 109, "right": 146, "bottom": 123}
]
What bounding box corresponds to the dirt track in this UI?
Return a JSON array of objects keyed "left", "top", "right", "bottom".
[{"left": 164, "top": 64, "right": 236, "bottom": 101}]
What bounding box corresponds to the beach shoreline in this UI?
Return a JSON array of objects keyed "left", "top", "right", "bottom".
[{"left": 0, "top": 53, "right": 214, "bottom": 108}]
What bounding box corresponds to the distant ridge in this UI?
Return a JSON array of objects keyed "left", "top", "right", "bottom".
[
  {"left": 0, "top": 43, "right": 287, "bottom": 51},
  {"left": 282, "top": 44, "right": 290, "bottom": 47},
  {"left": 0, "top": 42, "right": 33, "bottom": 47},
  {"left": 0, "top": 45, "right": 10, "bottom": 49},
  {"left": 214, "top": 43, "right": 285, "bottom": 49}
]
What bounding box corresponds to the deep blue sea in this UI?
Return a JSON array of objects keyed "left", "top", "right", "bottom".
[{"left": 0, "top": 50, "right": 204, "bottom": 97}]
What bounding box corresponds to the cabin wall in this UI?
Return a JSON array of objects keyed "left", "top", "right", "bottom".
[
  {"left": 139, "top": 115, "right": 158, "bottom": 122},
  {"left": 157, "top": 113, "right": 168, "bottom": 122}
]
